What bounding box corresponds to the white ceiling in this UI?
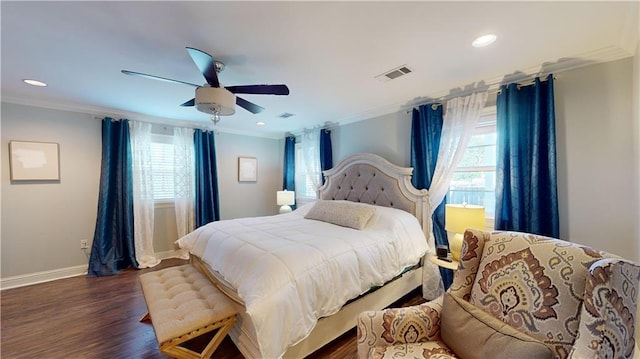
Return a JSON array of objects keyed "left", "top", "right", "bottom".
[{"left": 1, "top": 1, "right": 637, "bottom": 138}]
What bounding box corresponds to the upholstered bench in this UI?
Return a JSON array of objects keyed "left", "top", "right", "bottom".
[{"left": 139, "top": 264, "right": 237, "bottom": 359}]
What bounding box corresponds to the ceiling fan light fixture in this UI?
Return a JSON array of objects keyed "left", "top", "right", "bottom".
[
  {"left": 122, "top": 47, "right": 288, "bottom": 118},
  {"left": 195, "top": 86, "right": 236, "bottom": 116}
]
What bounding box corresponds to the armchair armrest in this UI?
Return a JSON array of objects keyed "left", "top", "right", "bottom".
[
  {"left": 571, "top": 258, "right": 640, "bottom": 359},
  {"left": 356, "top": 295, "right": 443, "bottom": 359}
]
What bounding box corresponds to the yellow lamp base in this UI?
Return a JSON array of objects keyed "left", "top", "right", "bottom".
[{"left": 448, "top": 233, "right": 464, "bottom": 261}]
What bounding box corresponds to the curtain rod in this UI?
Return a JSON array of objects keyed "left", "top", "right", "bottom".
[
  {"left": 405, "top": 75, "right": 558, "bottom": 114},
  {"left": 286, "top": 122, "right": 339, "bottom": 137},
  {"left": 92, "top": 116, "right": 217, "bottom": 132}
]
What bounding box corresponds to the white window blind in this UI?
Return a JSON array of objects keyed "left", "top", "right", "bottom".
[
  {"left": 295, "top": 143, "right": 316, "bottom": 199},
  {"left": 150, "top": 135, "right": 175, "bottom": 201}
]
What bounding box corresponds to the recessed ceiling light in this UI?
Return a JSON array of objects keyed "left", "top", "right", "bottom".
[
  {"left": 472, "top": 34, "right": 497, "bottom": 48},
  {"left": 23, "top": 79, "right": 47, "bottom": 87},
  {"left": 256, "top": 121, "right": 265, "bottom": 126}
]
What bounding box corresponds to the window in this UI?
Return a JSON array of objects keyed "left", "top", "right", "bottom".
[
  {"left": 448, "top": 107, "right": 497, "bottom": 218},
  {"left": 294, "top": 142, "right": 317, "bottom": 201},
  {"left": 150, "top": 134, "right": 175, "bottom": 201}
]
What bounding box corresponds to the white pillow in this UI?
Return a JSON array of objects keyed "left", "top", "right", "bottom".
[{"left": 304, "top": 200, "right": 375, "bottom": 230}]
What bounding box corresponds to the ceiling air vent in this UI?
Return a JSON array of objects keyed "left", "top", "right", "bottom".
[
  {"left": 278, "top": 112, "right": 295, "bottom": 119},
  {"left": 375, "top": 65, "right": 413, "bottom": 82}
]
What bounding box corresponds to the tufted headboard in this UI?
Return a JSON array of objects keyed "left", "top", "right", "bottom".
[{"left": 318, "top": 153, "right": 431, "bottom": 234}]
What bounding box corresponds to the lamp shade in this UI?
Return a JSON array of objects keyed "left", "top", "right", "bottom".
[
  {"left": 195, "top": 87, "right": 236, "bottom": 116},
  {"left": 277, "top": 190, "right": 295, "bottom": 206},
  {"left": 445, "top": 204, "right": 485, "bottom": 233}
]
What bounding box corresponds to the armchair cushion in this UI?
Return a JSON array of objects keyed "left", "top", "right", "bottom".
[
  {"left": 357, "top": 297, "right": 444, "bottom": 359},
  {"left": 441, "top": 292, "right": 552, "bottom": 359},
  {"left": 369, "top": 342, "right": 455, "bottom": 359}
]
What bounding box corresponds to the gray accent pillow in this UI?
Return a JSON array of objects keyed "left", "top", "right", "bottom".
[
  {"left": 441, "top": 292, "right": 552, "bottom": 359},
  {"left": 304, "top": 200, "right": 375, "bottom": 230}
]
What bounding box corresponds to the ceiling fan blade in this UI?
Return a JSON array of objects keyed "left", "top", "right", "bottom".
[
  {"left": 180, "top": 98, "right": 195, "bottom": 107},
  {"left": 226, "top": 84, "right": 290, "bottom": 96},
  {"left": 186, "top": 47, "right": 220, "bottom": 87},
  {"left": 121, "top": 70, "right": 199, "bottom": 87},
  {"left": 236, "top": 96, "right": 265, "bottom": 114}
]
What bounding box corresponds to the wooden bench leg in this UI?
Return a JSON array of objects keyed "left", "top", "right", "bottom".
[
  {"left": 159, "top": 315, "right": 237, "bottom": 359},
  {"left": 200, "top": 316, "right": 236, "bottom": 358},
  {"left": 140, "top": 312, "right": 151, "bottom": 322}
]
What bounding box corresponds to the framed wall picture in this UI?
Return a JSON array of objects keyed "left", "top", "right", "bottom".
[
  {"left": 9, "top": 141, "right": 60, "bottom": 181},
  {"left": 238, "top": 157, "right": 257, "bottom": 182}
]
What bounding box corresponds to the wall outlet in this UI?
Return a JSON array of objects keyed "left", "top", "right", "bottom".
[{"left": 80, "top": 240, "right": 88, "bottom": 249}]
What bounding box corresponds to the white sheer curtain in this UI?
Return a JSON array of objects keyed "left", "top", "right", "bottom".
[
  {"left": 429, "top": 91, "right": 489, "bottom": 214},
  {"left": 173, "top": 127, "right": 195, "bottom": 259},
  {"left": 301, "top": 129, "right": 322, "bottom": 193},
  {"left": 129, "top": 120, "right": 160, "bottom": 268},
  {"left": 420, "top": 92, "right": 487, "bottom": 300}
]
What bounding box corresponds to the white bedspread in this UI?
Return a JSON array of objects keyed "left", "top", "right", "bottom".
[{"left": 177, "top": 203, "right": 429, "bottom": 359}]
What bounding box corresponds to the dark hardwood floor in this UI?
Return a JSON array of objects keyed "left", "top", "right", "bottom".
[{"left": 1, "top": 259, "right": 426, "bottom": 359}]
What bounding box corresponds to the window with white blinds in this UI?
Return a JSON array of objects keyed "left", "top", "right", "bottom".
[
  {"left": 150, "top": 135, "right": 175, "bottom": 201},
  {"left": 294, "top": 143, "right": 316, "bottom": 199}
]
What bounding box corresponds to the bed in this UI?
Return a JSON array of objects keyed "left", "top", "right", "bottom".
[{"left": 177, "top": 153, "right": 442, "bottom": 358}]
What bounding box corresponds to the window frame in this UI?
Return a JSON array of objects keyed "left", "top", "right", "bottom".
[
  {"left": 149, "top": 133, "right": 176, "bottom": 205},
  {"left": 448, "top": 106, "right": 497, "bottom": 229},
  {"left": 294, "top": 142, "right": 318, "bottom": 206}
]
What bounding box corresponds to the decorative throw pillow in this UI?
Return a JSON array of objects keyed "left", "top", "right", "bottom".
[
  {"left": 304, "top": 200, "right": 375, "bottom": 230},
  {"left": 441, "top": 292, "right": 552, "bottom": 359}
]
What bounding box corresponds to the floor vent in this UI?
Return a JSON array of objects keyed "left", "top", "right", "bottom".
[{"left": 375, "top": 65, "right": 412, "bottom": 82}]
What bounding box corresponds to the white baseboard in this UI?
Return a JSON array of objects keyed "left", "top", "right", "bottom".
[
  {"left": 1, "top": 265, "right": 88, "bottom": 290},
  {"left": 0, "top": 250, "right": 184, "bottom": 290}
]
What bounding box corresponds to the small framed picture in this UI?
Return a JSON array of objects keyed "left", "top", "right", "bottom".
[
  {"left": 9, "top": 141, "right": 60, "bottom": 181},
  {"left": 238, "top": 157, "right": 257, "bottom": 182}
]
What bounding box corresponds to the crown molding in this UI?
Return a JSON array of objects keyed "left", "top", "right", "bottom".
[
  {"left": 1, "top": 96, "right": 283, "bottom": 139},
  {"left": 334, "top": 45, "right": 634, "bottom": 126},
  {"left": 3, "top": 45, "right": 633, "bottom": 138}
]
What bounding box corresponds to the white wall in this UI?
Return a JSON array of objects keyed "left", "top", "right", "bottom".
[
  {"left": 1, "top": 103, "right": 101, "bottom": 278},
  {"left": 332, "top": 110, "right": 412, "bottom": 167},
  {"left": 555, "top": 58, "right": 637, "bottom": 260},
  {"left": 1, "top": 103, "right": 282, "bottom": 283},
  {"left": 335, "top": 58, "right": 639, "bottom": 261},
  {"left": 216, "top": 132, "right": 283, "bottom": 219}
]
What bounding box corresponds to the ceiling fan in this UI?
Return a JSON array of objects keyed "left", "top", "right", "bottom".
[{"left": 122, "top": 47, "right": 289, "bottom": 124}]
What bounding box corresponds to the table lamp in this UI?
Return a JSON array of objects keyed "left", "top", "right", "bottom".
[
  {"left": 445, "top": 203, "right": 485, "bottom": 260},
  {"left": 277, "top": 190, "right": 295, "bottom": 213}
]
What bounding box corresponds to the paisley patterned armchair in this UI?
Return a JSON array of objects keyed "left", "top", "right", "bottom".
[{"left": 357, "top": 229, "right": 640, "bottom": 359}]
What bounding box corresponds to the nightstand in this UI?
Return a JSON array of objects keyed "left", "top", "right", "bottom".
[{"left": 429, "top": 255, "right": 459, "bottom": 270}]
